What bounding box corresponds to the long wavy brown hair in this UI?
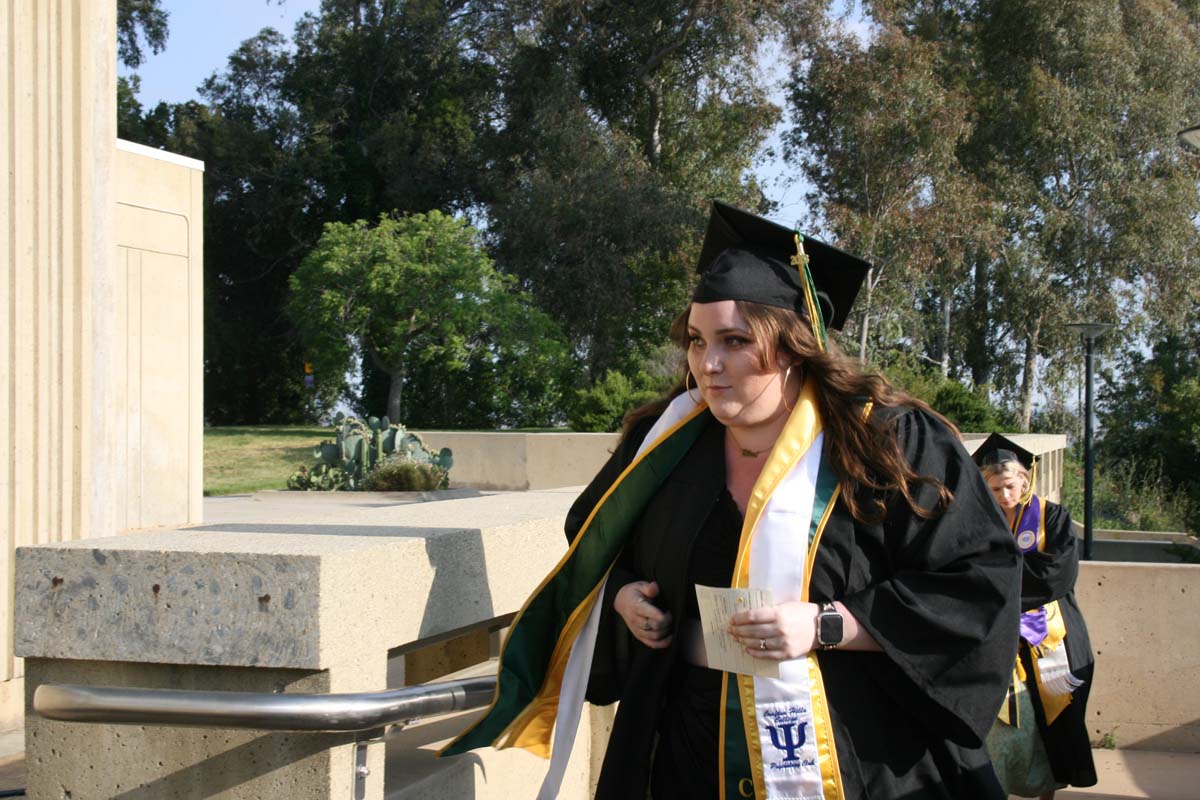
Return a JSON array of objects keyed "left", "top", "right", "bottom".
[{"left": 624, "top": 301, "right": 957, "bottom": 523}]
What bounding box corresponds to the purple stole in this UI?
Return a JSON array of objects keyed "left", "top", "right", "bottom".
[{"left": 1013, "top": 496, "right": 1048, "bottom": 646}]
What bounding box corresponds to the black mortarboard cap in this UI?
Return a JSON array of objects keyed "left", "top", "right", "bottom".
[
  {"left": 694, "top": 200, "right": 871, "bottom": 331},
  {"left": 972, "top": 432, "right": 1037, "bottom": 470}
]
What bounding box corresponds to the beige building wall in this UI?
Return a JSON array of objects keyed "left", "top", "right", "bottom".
[
  {"left": 2, "top": 2, "right": 203, "bottom": 730},
  {"left": 112, "top": 139, "right": 205, "bottom": 532}
]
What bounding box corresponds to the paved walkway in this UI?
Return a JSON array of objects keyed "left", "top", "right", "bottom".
[
  {"left": 201, "top": 487, "right": 492, "bottom": 525},
  {"left": 1052, "top": 748, "right": 1200, "bottom": 799},
  {"left": 0, "top": 729, "right": 24, "bottom": 794}
]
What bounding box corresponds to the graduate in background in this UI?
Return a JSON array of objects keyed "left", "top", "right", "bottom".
[
  {"left": 443, "top": 201, "right": 1022, "bottom": 799},
  {"left": 975, "top": 434, "right": 1098, "bottom": 799}
]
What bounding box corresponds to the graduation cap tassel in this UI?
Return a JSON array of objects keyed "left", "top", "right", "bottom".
[
  {"left": 1020, "top": 458, "right": 1040, "bottom": 506},
  {"left": 792, "top": 233, "right": 827, "bottom": 352}
]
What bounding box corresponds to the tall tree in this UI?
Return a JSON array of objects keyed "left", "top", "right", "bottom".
[
  {"left": 964, "top": 0, "right": 1200, "bottom": 426},
  {"left": 288, "top": 212, "right": 571, "bottom": 424},
  {"left": 784, "top": 18, "right": 998, "bottom": 365},
  {"left": 120, "top": 3, "right": 502, "bottom": 423},
  {"left": 286, "top": 0, "right": 498, "bottom": 220},
  {"left": 1098, "top": 311, "right": 1200, "bottom": 529},
  {"left": 187, "top": 30, "right": 333, "bottom": 423},
  {"left": 483, "top": 1, "right": 801, "bottom": 381},
  {"left": 786, "top": 0, "right": 1200, "bottom": 430}
]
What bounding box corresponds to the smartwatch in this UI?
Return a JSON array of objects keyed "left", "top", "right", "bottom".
[{"left": 817, "top": 602, "right": 844, "bottom": 650}]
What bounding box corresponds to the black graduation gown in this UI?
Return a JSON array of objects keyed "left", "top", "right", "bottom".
[
  {"left": 565, "top": 406, "right": 1023, "bottom": 800},
  {"left": 1016, "top": 500, "right": 1097, "bottom": 788}
]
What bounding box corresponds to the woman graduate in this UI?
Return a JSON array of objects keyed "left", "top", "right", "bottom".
[
  {"left": 442, "top": 201, "right": 1022, "bottom": 799},
  {"left": 975, "top": 434, "right": 1097, "bottom": 799}
]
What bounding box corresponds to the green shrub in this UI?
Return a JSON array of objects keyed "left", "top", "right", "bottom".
[
  {"left": 875, "top": 351, "right": 1013, "bottom": 432},
  {"left": 288, "top": 414, "right": 453, "bottom": 491},
  {"left": 931, "top": 381, "right": 1008, "bottom": 432},
  {"left": 874, "top": 350, "right": 944, "bottom": 406},
  {"left": 287, "top": 463, "right": 351, "bottom": 491},
  {"left": 362, "top": 458, "right": 448, "bottom": 492},
  {"left": 1062, "top": 447, "right": 1195, "bottom": 533},
  {"left": 568, "top": 370, "right": 665, "bottom": 432}
]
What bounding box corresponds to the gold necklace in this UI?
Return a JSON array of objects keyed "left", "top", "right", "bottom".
[{"left": 726, "top": 428, "right": 770, "bottom": 458}]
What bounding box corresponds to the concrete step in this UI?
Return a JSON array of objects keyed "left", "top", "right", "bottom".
[{"left": 1009, "top": 749, "right": 1200, "bottom": 800}]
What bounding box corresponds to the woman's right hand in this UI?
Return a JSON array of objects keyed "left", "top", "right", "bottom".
[{"left": 614, "top": 581, "right": 673, "bottom": 649}]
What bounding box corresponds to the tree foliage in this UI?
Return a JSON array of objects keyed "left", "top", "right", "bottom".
[
  {"left": 786, "top": 19, "right": 999, "bottom": 368},
  {"left": 1098, "top": 317, "right": 1200, "bottom": 529},
  {"left": 119, "top": 1, "right": 805, "bottom": 423},
  {"left": 117, "top": 0, "right": 169, "bottom": 69},
  {"left": 965, "top": 0, "right": 1200, "bottom": 425},
  {"left": 786, "top": 0, "right": 1200, "bottom": 430},
  {"left": 483, "top": 0, "right": 807, "bottom": 381},
  {"left": 286, "top": 0, "right": 497, "bottom": 220},
  {"left": 287, "top": 212, "right": 573, "bottom": 427},
  {"left": 117, "top": 0, "right": 1200, "bottom": 469},
  {"left": 567, "top": 369, "right": 668, "bottom": 432},
  {"left": 120, "top": 3, "right": 499, "bottom": 424}
]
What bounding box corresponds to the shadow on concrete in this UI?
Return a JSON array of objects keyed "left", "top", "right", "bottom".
[
  {"left": 418, "top": 528, "right": 495, "bottom": 641},
  {"left": 1098, "top": 718, "right": 1200, "bottom": 798},
  {"left": 385, "top": 710, "right": 486, "bottom": 798},
  {"left": 105, "top": 730, "right": 358, "bottom": 800}
]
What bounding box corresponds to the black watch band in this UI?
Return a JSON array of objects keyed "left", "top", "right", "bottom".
[{"left": 817, "top": 602, "right": 844, "bottom": 650}]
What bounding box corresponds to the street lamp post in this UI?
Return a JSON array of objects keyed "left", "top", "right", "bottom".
[{"left": 1064, "top": 322, "right": 1116, "bottom": 560}]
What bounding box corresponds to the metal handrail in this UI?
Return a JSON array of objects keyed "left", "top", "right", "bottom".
[{"left": 33, "top": 675, "right": 497, "bottom": 732}]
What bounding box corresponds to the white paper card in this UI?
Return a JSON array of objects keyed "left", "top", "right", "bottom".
[{"left": 694, "top": 584, "right": 780, "bottom": 678}]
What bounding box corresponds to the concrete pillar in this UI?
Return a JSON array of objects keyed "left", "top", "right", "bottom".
[
  {"left": 0, "top": 0, "right": 117, "bottom": 729},
  {"left": 1, "top": 1, "right": 206, "bottom": 733}
]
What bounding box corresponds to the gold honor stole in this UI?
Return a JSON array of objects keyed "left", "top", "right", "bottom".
[
  {"left": 719, "top": 380, "right": 846, "bottom": 800},
  {"left": 439, "top": 390, "right": 711, "bottom": 799}
]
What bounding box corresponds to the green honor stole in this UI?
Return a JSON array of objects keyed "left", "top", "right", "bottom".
[{"left": 442, "top": 383, "right": 851, "bottom": 800}]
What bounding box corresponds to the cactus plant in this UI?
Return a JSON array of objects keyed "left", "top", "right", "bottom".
[{"left": 288, "top": 416, "right": 453, "bottom": 491}]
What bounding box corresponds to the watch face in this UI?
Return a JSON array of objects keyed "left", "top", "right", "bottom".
[{"left": 820, "top": 612, "right": 844, "bottom": 645}]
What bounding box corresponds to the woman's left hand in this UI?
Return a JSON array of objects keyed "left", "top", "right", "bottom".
[{"left": 729, "top": 601, "right": 818, "bottom": 660}]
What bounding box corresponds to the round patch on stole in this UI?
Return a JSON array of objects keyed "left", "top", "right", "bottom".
[{"left": 1017, "top": 530, "right": 1037, "bottom": 550}]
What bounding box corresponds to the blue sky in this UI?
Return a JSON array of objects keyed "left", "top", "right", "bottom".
[{"left": 121, "top": 0, "right": 813, "bottom": 225}]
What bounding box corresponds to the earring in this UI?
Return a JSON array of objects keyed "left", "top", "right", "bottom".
[
  {"left": 685, "top": 371, "right": 702, "bottom": 405},
  {"left": 781, "top": 365, "right": 794, "bottom": 412}
]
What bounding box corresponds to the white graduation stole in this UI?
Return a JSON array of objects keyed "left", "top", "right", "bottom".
[
  {"left": 746, "top": 433, "right": 828, "bottom": 798},
  {"left": 727, "top": 379, "right": 846, "bottom": 799}
]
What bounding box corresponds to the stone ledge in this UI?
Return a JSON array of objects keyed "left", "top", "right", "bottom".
[{"left": 16, "top": 490, "right": 579, "bottom": 670}]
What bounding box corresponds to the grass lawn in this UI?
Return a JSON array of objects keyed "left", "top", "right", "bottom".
[
  {"left": 203, "top": 423, "right": 575, "bottom": 497},
  {"left": 204, "top": 426, "right": 335, "bottom": 496}
]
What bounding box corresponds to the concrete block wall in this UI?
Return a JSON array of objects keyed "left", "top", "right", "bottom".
[
  {"left": 414, "top": 431, "right": 620, "bottom": 491},
  {"left": 1076, "top": 562, "right": 1200, "bottom": 752},
  {"left": 423, "top": 430, "right": 1069, "bottom": 498},
  {"left": 111, "top": 140, "right": 205, "bottom": 532}
]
